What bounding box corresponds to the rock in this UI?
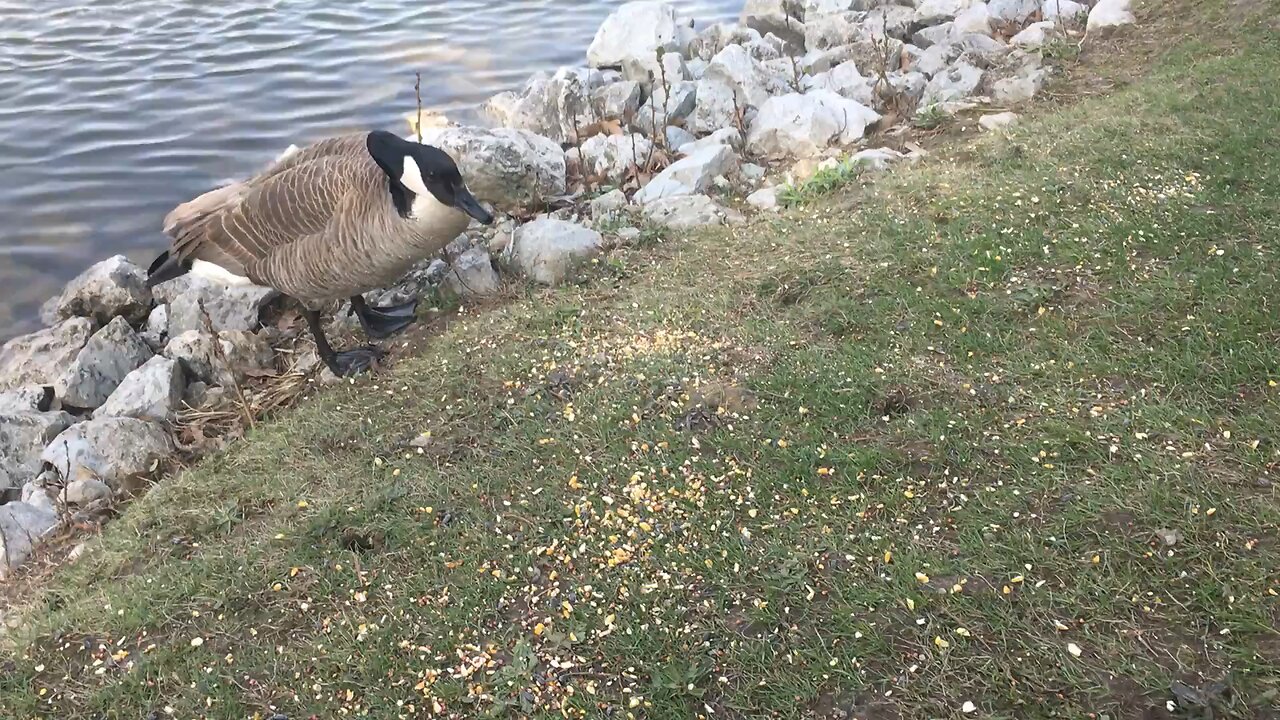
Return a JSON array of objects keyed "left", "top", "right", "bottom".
[
  {"left": 665, "top": 126, "right": 697, "bottom": 150},
  {"left": 864, "top": 5, "right": 917, "bottom": 41},
  {"left": 747, "top": 186, "right": 782, "bottom": 211},
  {"left": 509, "top": 220, "right": 604, "bottom": 286},
  {"left": 903, "top": 42, "right": 925, "bottom": 66},
  {"left": 798, "top": 45, "right": 854, "bottom": 74},
  {"left": 979, "top": 111, "right": 1020, "bottom": 130},
  {"left": 445, "top": 246, "right": 501, "bottom": 299},
  {"left": 1087, "top": 0, "right": 1135, "bottom": 34},
  {"left": 480, "top": 88, "right": 523, "bottom": 129},
  {"left": 790, "top": 157, "right": 826, "bottom": 183},
  {"left": 1155, "top": 528, "right": 1181, "bottom": 546},
  {"left": 183, "top": 381, "right": 210, "bottom": 410},
  {"left": 991, "top": 64, "right": 1049, "bottom": 103},
  {"left": 689, "top": 23, "right": 765, "bottom": 62},
  {"left": 915, "top": 43, "right": 962, "bottom": 76},
  {"left": 405, "top": 111, "right": 455, "bottom": 142},
  {"left": 804, "top": 60, "right": 876, "bottom": 106},
  {"left": 587, "top": 2, "right": 696, "bottom": 70},
  {"left": 742, "top": 0, "right": 807, "bottom": 52},
  {"left": 482, "top": 68, "right": 599, "bottom": 144},
  {"left": 875, "top": 71, "right": 929, "bottom": 108},
  {"left": 850, "top": 36, "right": 907, "bottom": 77},
  {"left": 634, "top": 144, "right": 740, "bottom": 204},
  {"left": 0, "top": 502, "right": 58, "bottom": 577},
  {"left": 0, "top": 386, "right": 54, "bottom": 415},
  {"left": 163, "top": 330, "right": 272, "bottom": 387},
  {"left": 1011, "top": 21, "right": 1059, "bottom": 47},
  {"left": 746, "top": 90, "right": 881, "bottom": 158},
  {"left": 0, "top": 411, "right": 75, "bottom": 482},
  {"left": 430, "top": 127, "right": 567, "bottom": 212},
  {"left": 21, "top": 475, "right": 57, "bottom": 516},
  {"left": 1, "top": 459, "right": 29, "bottom": 494},
  {"left": 921, "top": 60, "right": 985, "bottom": 106},
  {"left": 958, "top": 32, "right": 1011, "bottom": 67},
  {"left": 633, "top": 81, "right": 699, "bottom": 134},
  {"left": 53, "top": 255, "right": 153, "bottom": 326},
  {"left": 686, "top": 58, "right": 709, "bottom": 80},
  {"left": 1042, "top": 0, "right": 1089, "bottom": 22},
  {"left": 143, "top": 303, "right": 169, "bottom": 344},
  {"left": 41, "top": 417, "right": 173, "bottom": 490},
  {"left": 614, "top": 227, "right": 644, "bottom": 245},
  {"left": 988, "top": 0, "right": 1040, "bottom": 23},
  {"left": 761, "top": 56, "right": 804, "bottom": 88},
  {"left": 952, "top": 2, "right": 993, "bottom": 36},
  {"left": 803, "top": 0, "right": 854, "bottom": 18},
  {"left": 485, "top": 218, "right": 519, "bottom": 252},
  {"left": 915, "top": 0, "right": 975, "bottom": 27},
  {"left": 592, "top": 81, "right": 643, "bottom": 122},
  {"left": 64, "top": 477, "right": 113, "bottom": 506},
  {"left": 624, "top": 49, "right": 692, "bottom": 86},
  {"left": 95, "top": 356, "right": 186, "bottom": 423},
  {"left": 851, "top": 147, "right": 906, "bottom": 171},
  {"left": 38, "top": 295, "right": 60, "bottom": 328},
  {"left": 642, "top": 195, "right": 726, "bottom": 230},
  {"left": 591, "top": 189, "right": 630, "bottom": 218},
  {"left": 677, "top": 127, "right": 744, "bottom": 155},
  {"left": 445, "top": 233, "right": 474, "bottom": 259},
  {"left": 913, "top": 22, "right": 956, "bottom": 48},
  {"left": 935, "top": 99, "right": 983, "bottom": 115},
  {"left": 55, "top": 317, "right": 153, "bottom": 410},
  {"left": 756, "top": 31, "right": 793, "bottom": 58},
  {"left": 216, "top": 331, "right": 275, "bottom": 385},
  {"left": 803, "top": 12, "right": 859, "bottom": 50},
  {"left": 691, "top": 44, "right": 791, "bottom": 134},
  {"left": 740, "top": 162, "right": 768, "bottom": 183},
  {"left": 163, "top": 278, "right": 277, "bottom": 337},
  {"left": 572, "top": 134, "right": 654, "bottom": 185},
  {"left": 0, "top": 317, "right": 96, "bottom": 391}
]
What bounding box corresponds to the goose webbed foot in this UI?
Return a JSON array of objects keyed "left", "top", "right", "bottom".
[
  {"left": 304, "top": 308, "right": 385, "bottom": 377},
  {"left": 350, "top": 295, "right": 418, "bottom": 339},
  {"left": 331, "top": 346, "right": 385, "bottom": 377}
]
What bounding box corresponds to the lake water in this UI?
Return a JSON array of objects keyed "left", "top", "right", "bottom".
[{"left": 0, "top": 0, "right": 740, "bottom": 341}]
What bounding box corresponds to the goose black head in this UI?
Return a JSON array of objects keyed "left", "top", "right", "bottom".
[{"left": 366, "top": 130, "right": 494, "bottom": 225}]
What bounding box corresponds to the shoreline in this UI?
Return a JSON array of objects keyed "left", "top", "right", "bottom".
[{"left": 0, "top": 0, "right": 1134, "bottom": 578}]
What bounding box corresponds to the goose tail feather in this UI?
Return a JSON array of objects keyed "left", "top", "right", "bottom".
[
  {"left": 146, "top": 250, "right": 191, "bottom": 289},
  {"left": 150, "top": 181, "right": 248, "bottom": 289}
]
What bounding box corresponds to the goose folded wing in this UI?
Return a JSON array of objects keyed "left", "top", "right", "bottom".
[
  {"left": 254, "top": 133, "right": 371, "bottom": 181},
  {"left": 170, "top": 155, "right": 371, "bottom": 277}
]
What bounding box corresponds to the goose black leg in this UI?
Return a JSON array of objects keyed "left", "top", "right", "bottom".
[
  {"left": 305, "top": 309, "right": 383, "bottom": 377},
  {"left": 349, "top": 295, "right": 418, "bottom": 339}
]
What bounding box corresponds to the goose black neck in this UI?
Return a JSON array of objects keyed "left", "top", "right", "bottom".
[
  {"left": 387, "top": 180, "right": 413, "bottom": 218},
  {"left": 367, "top": 131, "right": 415, "bottom": 218}
]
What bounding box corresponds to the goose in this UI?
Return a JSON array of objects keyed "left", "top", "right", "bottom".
[{"left": 146, "top": 130, "right": 493, "bottom": 376}]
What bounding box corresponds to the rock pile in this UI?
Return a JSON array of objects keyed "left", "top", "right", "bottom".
[{"left": 0, "top": 0, "right": 1134, "bottom": 578}]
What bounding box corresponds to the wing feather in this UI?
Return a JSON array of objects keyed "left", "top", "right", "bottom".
[{"left": 166, "top": 149, "right": 377, "bottom": 278}]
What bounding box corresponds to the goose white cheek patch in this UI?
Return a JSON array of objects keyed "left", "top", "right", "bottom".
[{"left": 400, "top": 156, "right": 430, "bottom": 196}]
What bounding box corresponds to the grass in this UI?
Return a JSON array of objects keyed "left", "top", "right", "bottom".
[
  {"left": 779, "top": 160, "right": 865, "bottom": 207},
  {"left": 3, "top": 2, "right": 1280, "bottom": 718},
  {"left": 912, "top": 104, "right": 951, "bottom": 130}
]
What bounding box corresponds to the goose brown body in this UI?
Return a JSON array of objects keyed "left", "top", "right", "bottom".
[{"left": 160, "top": 133, "right": 472, "bottom": 307}]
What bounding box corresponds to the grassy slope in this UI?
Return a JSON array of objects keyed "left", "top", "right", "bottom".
[{"left": 3, "top": 2, "right": 1280, "bottom": 718}]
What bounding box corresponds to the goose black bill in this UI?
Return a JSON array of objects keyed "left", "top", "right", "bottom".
[{"left": 455, "top": 189, "right": 494, "bottom": 225}]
